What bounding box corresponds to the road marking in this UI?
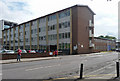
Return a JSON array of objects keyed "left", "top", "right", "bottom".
[
  {"left": 47, "top": 74, "right": 116, "bottom": 81},
  {"left": 86, "top": 63, "right": 114, "bottom": 75},
  {"left": 25, "top": 64, "right": 61, "bottom": 71}
]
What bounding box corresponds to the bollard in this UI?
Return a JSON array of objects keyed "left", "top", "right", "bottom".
[
  {"left": 80, "top": 63, "right": 83, "bottom": 79},
  {"left": 116, "top": 62, "right": 119, "bottom": 77}
]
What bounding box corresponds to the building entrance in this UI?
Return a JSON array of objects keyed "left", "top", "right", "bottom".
[{"left": 50, "top": 45, "right": 57, "bottom": 52}]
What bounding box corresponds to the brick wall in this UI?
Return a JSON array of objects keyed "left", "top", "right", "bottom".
[{"left": 1, "top": 52, "right": 53, "bottom": 60}]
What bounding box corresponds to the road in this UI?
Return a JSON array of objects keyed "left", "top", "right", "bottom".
[{"left": 2, "top": 52, "right": 119, "bottom": 80}]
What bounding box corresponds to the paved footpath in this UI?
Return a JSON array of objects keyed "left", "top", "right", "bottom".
[{"left": 0, "top": 57, "right": 60, "bottom": 64}]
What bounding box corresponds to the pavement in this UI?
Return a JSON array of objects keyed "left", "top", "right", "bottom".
[
  {"left": 0, "top": 52, "right": 112, "bottom": 64},
  {"left": 0, "top": 52, "right": 104, "bottom": 64},
  {"left": 0, "top": 56, "right": 61, "bottom": 64}
]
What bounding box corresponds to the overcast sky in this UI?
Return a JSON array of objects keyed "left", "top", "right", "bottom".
[{"left": 0, "top": 0, "right": 119, "bottom": 38}]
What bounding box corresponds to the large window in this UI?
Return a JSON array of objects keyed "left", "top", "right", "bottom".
[
  {"left": 59, "top": 10, "right": 70, "bottom": 19},
  {"left": 59, "top": 21, "right": 70, "bottom": 29},
  {"left": 39, "top": 18, "right": 46, "bottom": 23},
  {"left": 59, "top": 43, "right": 70, "bottom": 50},
  {"left": 48, "top": 34, "right": 57, "bottom": 40},
  {"left": 48, "top": 24, "right": 57, "bottom": 31},
  {"left": 48, "top": 14, "right": 56, "bottom": 21},
  {"left": 39, "top": 36, "right": 46, "bottom": 41},
  {"left": 25, "top": 23, "right": 29, "bottom": 28},
  {"left": 59, "top": 32, "right": 70, "bottom": 39}
]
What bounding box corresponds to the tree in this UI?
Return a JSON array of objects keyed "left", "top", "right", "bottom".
[
  {"left": 98, "top": 35, "right": 104, "bottom": 38},
  {"left": 98, "top": 35, "right": 116, "bottom": 40},
  {"left": 105, "top": 35, "right": 116, "bottom": 40}
]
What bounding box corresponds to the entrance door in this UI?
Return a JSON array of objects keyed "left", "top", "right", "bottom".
[{"left": 50, "top": 45, "right": 57, "bottom": 52}]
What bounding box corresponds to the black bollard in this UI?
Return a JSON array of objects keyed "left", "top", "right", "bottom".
[
  {"left": 116, "top": 62, "right": 119, "bottom": 77},
  {"left": 80, "top": 63, "right": 83, "bottom": 79}
]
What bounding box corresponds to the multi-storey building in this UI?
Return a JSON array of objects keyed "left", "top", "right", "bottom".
[
  {"left": 2, "top": 5, "right": 95, "bottom": 54},
  {"left": 0, "top": 20, "right": 18, "bottom": 50},
  {"left": 94, "top": 37, "right": 116, "bottom": 52}
]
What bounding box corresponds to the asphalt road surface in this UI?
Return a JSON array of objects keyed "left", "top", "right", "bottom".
[{"left": 2, "top": 52, "right": 119, "bottom": 80}]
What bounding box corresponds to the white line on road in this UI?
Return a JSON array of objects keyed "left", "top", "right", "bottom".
[
  {"left": 86, "top": 63, "right": 115, "bottom": 75},
  {"left": 25, "top": 64, "right": 61, "bottom": 71}
]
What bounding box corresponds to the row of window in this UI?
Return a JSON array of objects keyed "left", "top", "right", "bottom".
[
  {"left": 3, "top": 9, "right": 70, "bottom": 33},
  {"left": 20, "top": 19, "right": 70, "bottom": 28},
  {"left": 39, "top": 27, "right": 46, "bottom": 32},
  {"left": 31, "top": 29, "right": 37, "bottom": 34},
  {"left": 39, "top": 36, "right": 46, "bottom": 41},
  {"left": 4, "top": 40, "right": 18, "bottom": 44},
  {"left": 59, "top": 43, "right": 70, "bottom": 49},
  {"left": 48, "top": 14, "right": 56, "bottom": 21},
  {"left": 59, "top": 32, "right": 70, "bottom": 39},
  {"left": 59, "top": 21, "right": 70, "bottom": 29},
  {"left": 59, "top": 10, "right": 70, "bottom": 19},
  {"left": 3, "top": 20, "right": 70, "bottom": 38},
  {"left": 48, "top": 34, "right": 57, "bottom": 40},
  {"left": 3, "top": 32, "right": 70, "bottom": 43},
  {"left": 48, "top": 24, "right": 57, "bottom": 31}
]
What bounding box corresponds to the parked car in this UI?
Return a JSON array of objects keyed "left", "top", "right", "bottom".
[
  {"left": 35, "top": 50, "right": 44, "bottom": 53},
  {"left": 28, "top": 50, "right": 36, "bottom": 53},
  {"left": 0, "top": 50, "right": 3, "bottom": 53},
  {"left": 116, "top": 48, "right": 120, "bottom": 52},
  {"left": 15, "top": 49, "right": 27, "bottom": 53},
  {"left": 1, "top": 50, "right": 15, "bottom": 54},
  {"left": 21, "top": 50, "right": 27, "bottom": 53}
]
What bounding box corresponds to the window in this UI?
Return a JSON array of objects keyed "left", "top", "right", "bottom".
[
  {"left": 41, "top": 37, "right": 43, "bottom": 40},
  {"left": 34, "top": 29, "right": 37, "bottom": 33},
  {"left": 25, "top": 38, "right": 28, "bottom": 42},
  {"left": 64, "top": 22, "right": 67, "bottom": 28},
  {"left": 59, "top": 34, "right": 62, "bottom": 39},
  {"left": 48, "top": 14, "right": 56, "bottom": 21},
  {"left": 68, "top": 43, "right": 70, "bottom": 49},
  {"left": 43, "top": 36, "right": 46, "bottom": 40},
  {"left": 59, "top": 43, "right": 61, "bottom": 49},
  {"left": 25, "top": 31, "right": 27, "bottom": 35},
  {"left": 59, "top": 23, "right": 62, "bottom": 29},
  {"left": 31, "top": 30, "right": 33, "bottom": 34},
  {"left": 31, "top": 38, "right": 33, "bottom": 41},
  {"left": 53, "top": 25, "right": 55, "bottom": 30},
  {"left": 68, "top": 32, "right": 70, "bottom": 38},
  {"left": 65, "top": 33, "right": 67, "bottom": 38},
  {"left": 39, "top": 28, "right": 41, "bottom": 32},
  {"left": 39, "top": 18, "right": 45, "bottom": 23},
  {"left": 65, "top": 43, "right": 67, "bottom": 49},
  {"left": 53, "top": 34, "right": 57, "bottom": 40},
  {"left": 48, "top": 24, "right": 56, "bottom": 31},
  {"left": 62, "top": 43, "right": 64, "bottom": 49},
  {"left": 59, "top": 10, "right": 70, "bottom": 19},
  {"left": 25, "top": 23, "right": 29, "bottom": 27},
  {"left": 68, "top": 21, "right": 70, "bottom": 27},
  {"left": 62, "top": 33, "right": 64, "bottom": 39}
]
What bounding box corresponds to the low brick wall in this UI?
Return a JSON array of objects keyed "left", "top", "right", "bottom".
[{"left": 1, "top": 52, "right": 53, "bottom": 60}]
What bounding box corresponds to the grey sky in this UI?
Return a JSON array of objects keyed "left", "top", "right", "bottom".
[{"left": 0, "top": 0, "right": 119, "bottom": 38}]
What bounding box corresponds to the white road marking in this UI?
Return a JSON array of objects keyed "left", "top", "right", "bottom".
[
  {"left": 25, "top": 64, "right": 61, "bottom": 71},
  {"left": 86, "top": 63, "right": 114, "bottom": 75}
]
